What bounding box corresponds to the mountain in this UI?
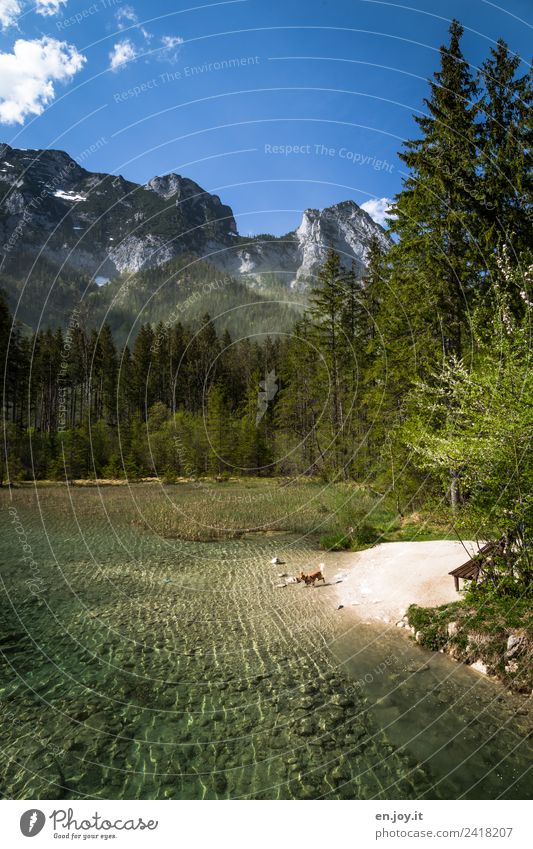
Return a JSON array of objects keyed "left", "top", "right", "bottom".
[
  {"left": 0, "top": 143, "right": 236, "bottom": 283},
  {"left": 216, "top": 201, "right": 391, "bottom": 287},
  {"left": 0, "top": 143, "right": 391, "bottom": 281},
  {"left": 0, "top": 143, "right": 391, "bottom": 335}
]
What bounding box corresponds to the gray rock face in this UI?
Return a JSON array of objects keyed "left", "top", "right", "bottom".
[
  {"left": 146, "top": 173, "right": 196, "bottom": 200},
  {"left": 0, "top": 143, "right": 391, "bottom": 285},
  {"left": 295, "top": 201, "right": 391, "bottom": 283},
  {"left": 108, "top": 234, "right": 176, "bottom": 274},
  {"left": 207, "top": 202, "right": 391, "bottom": 287}
]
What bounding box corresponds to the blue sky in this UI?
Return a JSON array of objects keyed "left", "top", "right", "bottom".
[{"left": 0, "top": 0, "right": 531, "bottom": 234}]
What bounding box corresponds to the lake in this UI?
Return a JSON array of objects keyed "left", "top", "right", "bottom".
[{"left": 0, "top": 485, "right": 531, "bottom": 799}]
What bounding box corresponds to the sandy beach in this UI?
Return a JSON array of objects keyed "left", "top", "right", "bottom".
[{"left": 331, "top": 540, "right": 479, "bottom": 624}]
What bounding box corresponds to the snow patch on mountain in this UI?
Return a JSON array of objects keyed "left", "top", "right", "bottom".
[{"left": 54, "top": 190, "right": 86, "bottom": 202}]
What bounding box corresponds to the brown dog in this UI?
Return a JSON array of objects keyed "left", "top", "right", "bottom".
[{"left": 299, "top": 569, "right": 325, "bottom": 586}]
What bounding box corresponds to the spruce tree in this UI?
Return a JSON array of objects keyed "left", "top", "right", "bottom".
[
  {"left": 390, "top": 19, "right": 479, "bottom": 363},
  {"left": 131, "top": 324, "right": 156, "bottom": 418},
  {"left": 206, "top": 382, "right": 232, "bottom": 474},
  {"left": 238, "top": 376, "right": 272, "bottom": 474},
  {"left": 98, "top": 323, "right": 118, "bottom": 426},
  {"left": 277, "top": 315, "right": 325, "bottom": 474},
  {"left": 477, "top": 39, "right": 533, "bottom": 257},
  {"left": 308, "top": 250, "right": 348, "bottom": 470}
]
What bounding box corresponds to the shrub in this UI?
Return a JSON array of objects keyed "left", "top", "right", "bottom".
[
  {"left": 320, "top": 532, "right": 352, "bottom": 551},
  {"left": 352, "top": 522, "right": 380, "bottom": 546},
  {"left": 407, "top": 602, "right": 460, "bottom": 651}
]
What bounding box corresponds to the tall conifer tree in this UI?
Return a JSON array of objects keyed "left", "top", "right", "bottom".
[
  {"left": 390, "top": 19, "right": 479, "bottom": 363},
  {"left": 477, "top": 39, "right": 533, "bottom": 257}
]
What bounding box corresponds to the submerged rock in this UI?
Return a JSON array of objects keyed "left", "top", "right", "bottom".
[{"left": 297, "top": 717, "right": 316, "bottom": 736}]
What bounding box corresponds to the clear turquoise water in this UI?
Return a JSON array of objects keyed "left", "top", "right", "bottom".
[{"left": 0, "top": 486, "right": 531, "bottom": 800}]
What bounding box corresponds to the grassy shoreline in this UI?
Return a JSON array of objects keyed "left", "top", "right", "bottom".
[
  {"left": 3, "top": 476, "right": 458, "bottom": 547},
  {"left": 407, "top": 599, "right": 533, "bottom": 694}
]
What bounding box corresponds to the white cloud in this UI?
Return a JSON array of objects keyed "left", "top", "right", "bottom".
[
  {"left": 109, "top": 6, "right": 146, "bottom": 70},
  {"left": 0, "top": 0, "right": 21, "bottom": 29},
  {"left": 0, "top": 36, "right": 85, "bottom": 124},
  {"left": 361, "top": 197, "right": 392, "bottom": 227},
  {"left": 35, "top": 0, "right": 67, "bottom": 16},
  {"left": 115, "top": 4, "right": 138, "bottom": 29},
  {"left": 111, "top": 5, "right": 182, "bottom": 66},
  {"left": 159, "top": 35, "right": 183, "bottom": 63},
  {"left": 109, "top": 39, "right": 137, "bottom": 71},
  {"left": 116, "top": 5, "right": 151, "bottom": 40},
  {"left": 0, "top": 0, "right": 67, "bottom": 28}
]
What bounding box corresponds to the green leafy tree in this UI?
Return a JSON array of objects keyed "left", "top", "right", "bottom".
[{"left": 403, "top": 248, "right": 532, "bottom": 574}]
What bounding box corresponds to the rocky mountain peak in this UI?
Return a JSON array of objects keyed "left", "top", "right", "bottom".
[
  {"left": 293, "top": 199, "right": 390, "bottom": 283},
  {"left": 144, "top": 172, "right": 238, "bottom": 239},
  {"left": 145, "top": 173, "right": 203, "bottom": 201},
  {"left": 0, "top": 142, "right": 390, "bottom": 287}
]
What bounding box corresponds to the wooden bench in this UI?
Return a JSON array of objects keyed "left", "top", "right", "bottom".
[{"left": 449, "top": 542, "right": 500, "bottom": 591}]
